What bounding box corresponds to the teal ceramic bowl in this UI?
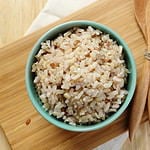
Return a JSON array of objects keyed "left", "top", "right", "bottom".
[{"left": 25, "top": 20, "right": 136, "bottom": 132}]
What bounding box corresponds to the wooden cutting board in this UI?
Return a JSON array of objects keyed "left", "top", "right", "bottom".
[{"left": 0, "top": 0, "right": 148, "bottom": 149}]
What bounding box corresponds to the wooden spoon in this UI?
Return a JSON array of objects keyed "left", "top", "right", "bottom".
[
  {"left": 134, "top": 0, "right": 147, "bottom": 40},
  {"left": 129, "top": 0, "right": 150, "bottom": 141},
  {"left": 146, "top": 0, "right": 150, "bottom": 123}
]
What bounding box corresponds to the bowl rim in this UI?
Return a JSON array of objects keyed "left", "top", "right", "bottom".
[{"left": 25, "top": 20, "right": 136, "bottom": 132}]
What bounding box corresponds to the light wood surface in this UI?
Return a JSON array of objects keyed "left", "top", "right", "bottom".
[
  {"left": 0, "top": 0, "right": 47, "bottom": 47},
  {"left": 0, "top": 126, "right": 11, "bottom": 150},
  {"left": 0, "top": 0, "right": 150, "bottom": 150}
]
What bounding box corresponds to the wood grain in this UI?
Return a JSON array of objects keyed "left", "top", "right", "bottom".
[
  {"left": 0, "top": 126, "right": 11, "bottom": 150},
  {"left": 0, "top": 0, "right": 47, "bottom": 47},
  {"left": 0, "top": 0, "right": 150, "bottom": 149}
]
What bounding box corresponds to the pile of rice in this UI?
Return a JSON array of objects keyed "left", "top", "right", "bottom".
[{"left": 32, "top": 26, "right": 129, "bottom": 125}]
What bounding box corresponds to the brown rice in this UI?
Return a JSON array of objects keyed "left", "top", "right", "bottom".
[{"left": 32, "top": 26, "right": 129, "bottom": 125}]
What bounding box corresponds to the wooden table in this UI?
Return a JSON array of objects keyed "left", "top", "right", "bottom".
[{"left": 0, "top": 0, "right": 150, "bottom": 149}]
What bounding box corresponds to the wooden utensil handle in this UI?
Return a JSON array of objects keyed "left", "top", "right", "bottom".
[
  {"left": 129, "top": 59, "right": 150, "bottom": 141},
  {"left": 148, "top": 78, "right": 150, "bottom": 123},
  {"left": 146, "top": 0, "right": 150, "bottom": 123}
]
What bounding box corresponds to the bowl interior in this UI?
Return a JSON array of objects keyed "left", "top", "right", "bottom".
[{"left": 26, "top": 20, "right": 136, "bottom": 132}]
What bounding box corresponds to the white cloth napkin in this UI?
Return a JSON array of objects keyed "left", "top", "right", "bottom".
[
  {"left": 25, "top": 0, "right": 128, "bottom": 149},
  {"left": 25, "top": 0, "right": 96, "bottom": 35}
]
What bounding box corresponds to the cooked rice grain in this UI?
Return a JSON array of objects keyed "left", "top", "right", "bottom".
[{"left": 32, "top": 26, "right": 129, "bottom": 125}]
